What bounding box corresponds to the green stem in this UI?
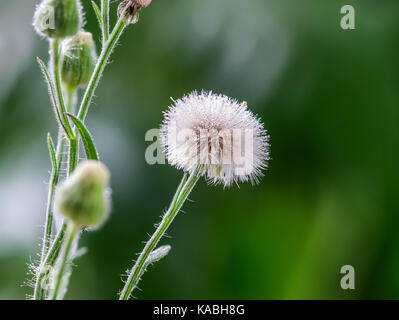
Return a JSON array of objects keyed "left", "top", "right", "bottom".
[
  {"left": 34, "top": 132, "right": 65, "bottom": 300},
  {"left": 101, "top": 0, "right": 110, "bottom": 46},
  {"left": 65, "top": 86, "right": 78, "bottom": 114},
  {"left": 77, "top": 17, "right": 126, "bottom": 122},
  {"left": 34, "top": 84, "right": 77, "bottom": 300},
  {"left": 40, "top": 132, "right": 63, "bottom": 257},
  {"left": 65, "top": 86, "right": 79, "bottom": 175},
  {"left": 33, "top": 222, "right": 67, "bottom": 300},
  {"left": 51, "top": 223, "right": 78, "bottom": 300},
  {"left": 119, "top": 167, "right": 202, "bottom": 300},
  {"left": 51, "top": 39, "right": 73, "bottom": 139},
  {"left": 46, "top": 87, "right": 78, "bottom": 298}
]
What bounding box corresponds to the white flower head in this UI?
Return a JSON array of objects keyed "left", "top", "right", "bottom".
[{"left": 160, "top": 91, "right": 270, "bottom": 187}]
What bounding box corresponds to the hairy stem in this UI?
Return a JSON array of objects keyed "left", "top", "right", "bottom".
[
  {"left": 51, "top": 222, "right": 78, "bottom": 300},
  {"left": 33, "top": 222, "right": 67, "bottom": 300},
  {"left": 66, "top": 86, "right": 79, "bottom": 174},
  {"left": 40, "top": 132, "right": 63, "bottom": 260},
  {"left": 119, "top": 168, "right": 202, "bottom": 300},
  {"left": 66, "top": 86, "right": 78, "bottom": 115},
  {"left": 34, "top": 132, "right": 65, "bottom": 300},
  {"left": 34, "top": 83, "right": 77, "bottom": 300},
  {"left": 101, "top": 0, "right": 110, "bottom": 46},
  {"left": 51, "top": 39, "right": 73, "bottom": 138},
  {"left": 77, "top": 17, "right": 126, "bottom": 122}
]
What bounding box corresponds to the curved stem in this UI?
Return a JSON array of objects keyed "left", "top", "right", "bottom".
[
  {"left": 119, "top": 168, "right": 202, "bottom": 300},
  {"left": 77, "top": 17, "right": 126, "bottom": 122},
  {"left": 51, "top": 223, "right": 78, "bottom": 300}
]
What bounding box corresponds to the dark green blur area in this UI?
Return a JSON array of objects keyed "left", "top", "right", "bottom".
[{"left": 0, "top": 0, "right": 398, "bottom": 299}]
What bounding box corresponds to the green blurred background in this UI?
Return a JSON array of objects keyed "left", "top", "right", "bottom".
[{"left": 0, "top": 0, "right": 398, "bottom": 299}]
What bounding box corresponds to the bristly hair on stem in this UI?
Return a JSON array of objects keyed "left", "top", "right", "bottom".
[
  {"left": 101, "top": 0, "right": 110, "bottom": 45},
  {"left": 119, "top": 167, "right": 202, "bottom": 300}
]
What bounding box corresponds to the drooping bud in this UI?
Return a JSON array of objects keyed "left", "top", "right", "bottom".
[
  {"left": 61, "top": 31, "right": 97, "bottom": 89},
  {"left": 118, "top": 0, "right": 153, "bottom": 25},
  {"left": 33, "top": 0, "right": 83, "bottom": 39},
  {"left": 55, "top": 160, "right": 111, "bottom": 228}
]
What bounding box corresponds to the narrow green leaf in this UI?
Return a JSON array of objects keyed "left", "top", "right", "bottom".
[
  {"left": 68, "top": 137, "right": 78, "bottom": 173},
  {"left": 91, "top": 1, "right": 102, "bottom": 28},
  {"left": 47, "top": 133, "right": 58, "bottom": 181},
  {"left": 67, "top": 113, "right": 99, "bottom": 161},
  {"left": 37, "top": 57, "right": 68, "bottom": 134}
]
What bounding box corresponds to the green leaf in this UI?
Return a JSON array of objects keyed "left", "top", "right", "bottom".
[
  {"left": 47, "top": 133, "right": 59, "bottom": 184},
  {"left": 68, "top": 137, "right": 78, "bottom": 173},
  {"left": 91, "top": 1, "right": 102, "bottom": 28},
  {"left": 47, "top": 133, "right": 57, "bottom": 172},
  {"left": 67, "top": 113, "right": 99, "bottom": 161},
  {"left": 37, "top": 57, "right": 68, "bottom": 134}
]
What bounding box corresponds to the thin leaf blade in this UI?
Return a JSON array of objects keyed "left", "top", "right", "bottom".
[
  {"left": 37, "top": 57, "right": 68, "bottom": 134},
  {"left": 47, "top": 133, "right": 59, "bottom": 183},
  {"left": 67, "top": 113, "right": 99, "bottom": 161},
  {"left": 91, "top": 1, "right": 102, "bottom": 28}
]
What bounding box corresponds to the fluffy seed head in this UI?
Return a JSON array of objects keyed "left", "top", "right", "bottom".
[{"left": 160, "top": 91, "right": 270, "bottom": 187}]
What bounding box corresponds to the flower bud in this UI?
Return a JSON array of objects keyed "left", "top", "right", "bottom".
[
  {"left": 55, "top": 160, "right": 111, "bottom": 228},
  {"left": 61, "top": 31, "right": 97, "bottom": 89},
  {"left": 118, "top": 0, "right": 153, "bottom": 25},
  {"left": 33, "top": 0, "right": 83, "bottom": 39}
]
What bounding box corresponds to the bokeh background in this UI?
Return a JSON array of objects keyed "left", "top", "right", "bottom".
[{"left": 0, "top": 0, "right": 398, "bottom": 299}]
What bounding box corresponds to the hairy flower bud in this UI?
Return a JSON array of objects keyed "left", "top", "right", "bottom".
[
  {"left": 61, "top": 31, "right": 97, "bottom": 89},
  {"left": 118, "top": 0, "right": 153, "bottom": 25},
  {"left": 33, "top": 0, "right": 83, "bottom": 39},
  {"left": 55, "top": 160, "right": 111, "bottom": 228}
]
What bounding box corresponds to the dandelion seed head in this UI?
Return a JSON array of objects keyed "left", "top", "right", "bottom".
[{"left": 160, "top": 91, "right": 270, "bottom": 187}]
